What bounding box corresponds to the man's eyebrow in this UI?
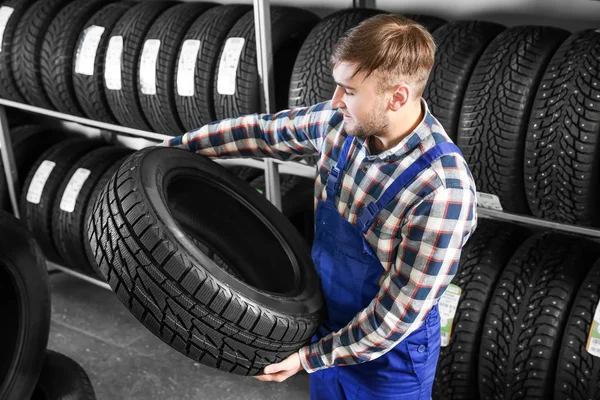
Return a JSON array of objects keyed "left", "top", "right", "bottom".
[{"left": 334, "top": 81, "right": 356, "bottom": 91}]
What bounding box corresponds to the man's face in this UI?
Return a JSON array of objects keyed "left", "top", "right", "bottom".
[{"left": 331, "top": 62, "right": 389, "bottom": 138}]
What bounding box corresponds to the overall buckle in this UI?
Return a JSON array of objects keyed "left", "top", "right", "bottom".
[{"left": 358, "top": 202, "right": 379, "bottom": 232}]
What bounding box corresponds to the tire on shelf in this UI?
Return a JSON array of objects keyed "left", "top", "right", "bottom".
[
  {"left": 226, "top": 165, "right": 264, "bottom": 182},
  {"left": 432, "top": 220, "right": 529, "bottom": 400},
  {"left": 478, "top": 232, "right": 597, "bottom": 400},
  {"left": 0, "top": 125, "right": 73, "bottom": 213},
  {"left": 11, "top": 0, "right": 73, "bottom": 109},
  {"left": 213, "top": 7, "right": 320, "bottom": 120},
  {"left": 72, "top": 2, "right": 136, "bottom": 124},
  {"left": 138, "top": 2, "right": 216, "bottom": 136},
  {"left": 423, "top": 21, "right": 505, "bottom": 141},
  {"left": 554, "top": 257, "right": 600, "bottom": 400},
  {"left": 31, "top": 350, "right": 95, "bottom": 400},
  {"left": 287, "top": 11, "right": 445, "bottom": 109},
  {"left": 525, "top": 30, "right": 600, "bottom": 226},
  {"left": 249, "top": 174, "right": 315, "bottom": 243},
  {"left": 104, "top": 1, "right": 175, "bottom": 131},
  {"left": 87, "top": 147, "right": 324, "bottom": 375},
  {"left": 287, "top": 8, "right": 384, "bottom": 108},
  {"left": 282, "top": 179, "right": 315, "bottom": 245},
  {"left": 52, "top": 146, "right": 133, "bottom": 276},
  {"left": 0, "top": 211, "right": 50, "bottom": 400},
  {"left": 175, "top": 4, "right": 251, "bottom": 131},
  {"left": 0, "top": 0, "right": 38, "bottom": 102},
  {"left": 457, "top": 26, "right": 569, "bottom": 215},
  {"left": 40, "top": 0, "right": 112, "bottom": 117},
  {"left": 249, "top": 173, "right": 305, "bottom": 198},
  {"left": 20, "top": 138, "right": 106, "bottom": 263},
  {"left": 403, "top": 13, "right": 447, "bottom": 33}
]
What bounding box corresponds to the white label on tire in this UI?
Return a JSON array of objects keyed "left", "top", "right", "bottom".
[
  {"left": 586, "top": 301, "right": 600, "bottom": 357},
  {"left": 105, "top": 35, "right": 123, "bottom": 90},
  {"left": 477, "top": 192, "right": 503, "bottom": 211},
  {"left": 439, "top": 284, "right": 462, "bottom": 347},
  {"left": 177, "top": 40, "right": 201, "bottom": 97},
  {"left": 140, "top": 39, "right": 160, "bottom": 95},
  {"left": 0, "top": 7, "right": 14, "bottom": 52},
  {"left": 217, "top": 37, "right": 245, "bottom": 96},
  {"left": 26, "top": 161, "right": 56, "bottom": 204},
  {"left": 59, "top": 168, "right": 91, "bottom": 213},
  {"left": 74, "top": 25, "right": 105, "bottom": 76}
]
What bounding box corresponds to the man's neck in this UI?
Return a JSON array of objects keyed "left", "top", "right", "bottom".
[{"left": 369, "top": 100, "right": 424, "bottom": 155}]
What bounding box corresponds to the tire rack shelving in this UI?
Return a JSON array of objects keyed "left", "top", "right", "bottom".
[{"left": 2, "top": 0, "right": 600, "bottom": 292}]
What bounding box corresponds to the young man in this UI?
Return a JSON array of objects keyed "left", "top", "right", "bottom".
[{"left": 166, "top": 14, "right": 477, "bottom": 399}]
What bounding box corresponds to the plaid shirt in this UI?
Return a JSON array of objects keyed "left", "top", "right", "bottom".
[{"left": 166, "top": 100, "right": 478, "bottom": 373}]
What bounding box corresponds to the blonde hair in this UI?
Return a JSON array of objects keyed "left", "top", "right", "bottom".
[{"left": 330, "top": 14, "right": 436, "bottom": 99}]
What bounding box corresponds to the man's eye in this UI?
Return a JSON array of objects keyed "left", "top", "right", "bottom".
[{"left": 344, "top": 90, "right": 354, "bottom": 96}]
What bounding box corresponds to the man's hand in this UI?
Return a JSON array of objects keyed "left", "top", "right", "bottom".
[{"left": 254, "top": 352, "right": 304, "bottom": 382}]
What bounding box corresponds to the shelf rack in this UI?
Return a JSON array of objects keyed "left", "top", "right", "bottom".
[{"left": 3, "top": 0, "right": 600, "bottom": 292}]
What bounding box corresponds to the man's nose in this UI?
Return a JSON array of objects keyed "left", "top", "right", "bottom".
[{"left": 331, "top": 86, "right": 345, "bottom": 109}]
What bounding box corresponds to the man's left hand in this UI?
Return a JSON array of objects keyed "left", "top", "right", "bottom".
[{"left": 254, "top": 352, "right": 304, "bottom": 382}]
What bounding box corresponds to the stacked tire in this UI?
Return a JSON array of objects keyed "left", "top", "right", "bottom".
[
  {"left": 8, "top": 130, "right": 133, "bottom": 277},
  {"left": 0, "top": 0, "right": 322, "bottom": 135},
  {"left": 432, "top": 218, "right": 600, "bottom": 400},
  {"left": 421, "top": 19, "right": 600, "bottom": 227}
]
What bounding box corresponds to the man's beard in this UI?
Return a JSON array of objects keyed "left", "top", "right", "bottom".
[{"left": 345, "top": 108, "right": 388, "bottom": 139}]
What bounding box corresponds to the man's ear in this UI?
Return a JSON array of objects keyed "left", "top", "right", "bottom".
[{"left": 389, "top": 84, "right": 410, "bottom": 111}]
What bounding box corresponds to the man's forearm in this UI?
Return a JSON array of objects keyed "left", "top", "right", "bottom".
[{"left": 166, "top": 103, "right": 335, "bottom": 159}]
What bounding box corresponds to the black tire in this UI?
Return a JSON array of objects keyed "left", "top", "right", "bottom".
[
  {"left": 83, "top": 155, "right": 130, "bottom": 280},
  {"left": 423, "top": 21, "right": 505, "bottom": 141},
  {"left": 0, "top": 0, "right": 38, "bottom": 102},
  {"left": 214, "top": 7, "right": 319, "bottom": 120},
  {"left": 11, "top": 0, "right": 73, "bottom": 109},
  {"left": 72, "top": 2, "right": 136, "bottom": 124},
  {"left": 88, "top": 147, "right": 324, "bottom": 375},
  {"left": 0, "top": 211, "right": 50, "bottom": 400},
  {"left": 40, "top": 0, "right": 112, "bottom": 117},
  {"left": 174, "top": 4, "right": 251, "bottom": 130},
  {"left": 0, "top": 125, "right": 72, "bottom": 212},
  {"left": 20, "top": 138, "right": 106, "bottom": 262},
  {"left": 525, "top": 30, "right": 600, "bottom": 227},
  {"left": 104, "top": 1, "right": 176, "bottom": 131},
  {"left": 403, "top": 13, "right": 447, "bottom": 33},
  {"left": 432, "top": 220, "right": 529, "bottom": 400},
  {"left": 554, "top": 258, "right": 600, "bottom": 400},
  {"left": 31, "top": 350, "right": 95, "bottom": 400},
  {"left": 478, "top": 233, "right": 596, "bottom": 400},
  {"left": 287, "top": 8, "right": 383, "bottom": 108},
  {"left": 138, "top": 3, "right": 216, "bottom": 136},
  {"left": 457, "top": 26, "right": 568, "bottom": 215},
  {"left": 52, "top": 146, "right": 133, "bottom": 276}
]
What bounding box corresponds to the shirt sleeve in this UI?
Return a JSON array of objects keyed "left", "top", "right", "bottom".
[
  {"left": 164, "top": 101, "right": 339, "bottom": 160},
  {"left": 299, "top": 184, "right": 478, "bottom": 373}
]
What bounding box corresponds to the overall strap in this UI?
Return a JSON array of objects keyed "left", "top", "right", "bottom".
[
  {"left": 325, "top": 136, "right": 355, "bottom": 201},
  {"left": 356, "top": 142, "right": 463, "bottom": 233}
]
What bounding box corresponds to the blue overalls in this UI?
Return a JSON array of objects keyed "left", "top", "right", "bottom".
[{"left": 309, "top": 136, "right": 462, "bottom": 399}]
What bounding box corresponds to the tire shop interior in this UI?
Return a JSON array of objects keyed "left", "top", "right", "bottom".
[{"left": 1, "top": 0, "right": 600, "bottom": 398}]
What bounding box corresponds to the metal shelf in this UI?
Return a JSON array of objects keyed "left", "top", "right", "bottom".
[
  {"left": 477, "top": 207, "right": 600, "bottom": 239},
  {"left": 47, "top": 261, "right": 111, "bottom": 290},
  {"left": 0, "top": 98, "right": 317, "bottom": 179}
]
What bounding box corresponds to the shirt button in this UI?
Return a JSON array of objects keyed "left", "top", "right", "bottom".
[{"left": 417, "top": 345, "right": 426, "bottom": 353}]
